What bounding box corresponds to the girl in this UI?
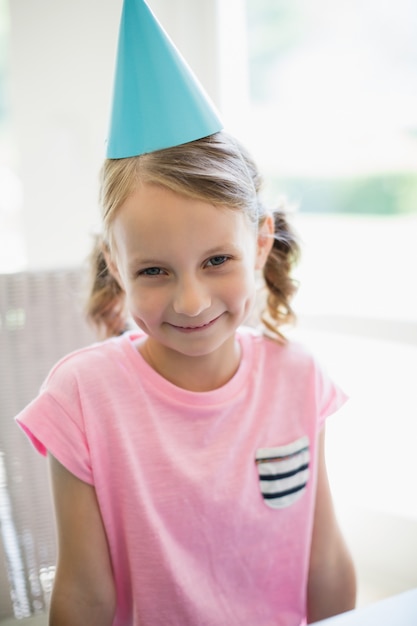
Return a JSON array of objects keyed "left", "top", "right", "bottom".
[{"left": 17, "top": 131, "right": 356, "bottom": 625}]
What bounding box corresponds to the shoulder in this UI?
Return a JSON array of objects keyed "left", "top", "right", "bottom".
[
  {"left": 239, "top": 325, "right": 317, "bottom": 371},
  {"left": 41, "top": 331, "right": 138, "bottom": 391},
  {"left": 239, "top": 327, "right": 346, "bottom": 417}
]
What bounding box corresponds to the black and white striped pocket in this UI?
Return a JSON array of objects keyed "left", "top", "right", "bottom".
[{"left": 255, "top": 436, "right": 310, "bottom": 509}]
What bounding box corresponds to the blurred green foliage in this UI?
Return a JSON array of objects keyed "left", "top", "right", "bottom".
[
  {"left": 269, "top": 173, "right": 417, "bottom": 215},
  {"left": 247, "top": 0, "right": 417, "bottom": 215}
]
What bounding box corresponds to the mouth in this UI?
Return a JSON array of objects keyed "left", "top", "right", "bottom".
[{"left": 169, "top": 314, "right": 222, "bottom": 333}]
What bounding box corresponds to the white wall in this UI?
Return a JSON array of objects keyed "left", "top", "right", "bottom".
[{"left": 8, "top": 0, "right": 224, "bottom": 270}]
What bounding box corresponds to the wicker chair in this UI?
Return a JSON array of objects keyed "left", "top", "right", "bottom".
[{"left": 0, "top": 268, "right": 95, "bottom": 620}]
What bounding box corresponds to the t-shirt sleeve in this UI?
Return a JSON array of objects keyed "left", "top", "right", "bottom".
[
  {"left": 15, "top": 360, "right": 93, "bottom": 485},
  {"left": 314, "top": 359, "right": 348, "bottom": 428}
]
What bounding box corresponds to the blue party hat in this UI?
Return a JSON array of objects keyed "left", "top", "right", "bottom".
[{"left": 106, "top": 0, "right": 223, "bottom": 158}]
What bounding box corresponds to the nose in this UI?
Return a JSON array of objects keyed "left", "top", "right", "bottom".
[{"left": 173, "top": 275, "right": 211, "bottom": 317}]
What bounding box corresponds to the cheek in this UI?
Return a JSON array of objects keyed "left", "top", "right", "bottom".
[
  {"left": 224, "top": 267, "right": 257, "bottom": 306},
  {"left": 125, "top": 285, "right": 168, "bottom": 320},
  {"left": 124, "top": 287, "right": 148, "bottom": 317}
]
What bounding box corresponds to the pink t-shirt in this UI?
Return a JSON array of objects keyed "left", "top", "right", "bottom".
[{"left": 16, "top": 327, "right": 347, "bottom": 626}]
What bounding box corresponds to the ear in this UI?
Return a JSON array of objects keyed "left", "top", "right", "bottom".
[{"left": 255, "top": 215, "right": 274, "bottom": 270}]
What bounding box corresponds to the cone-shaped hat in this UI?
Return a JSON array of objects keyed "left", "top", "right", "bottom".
[{"left": 106, "top": 0, "right": 223, "bottom": 158}]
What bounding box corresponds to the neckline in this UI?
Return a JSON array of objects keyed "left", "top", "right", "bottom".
[{"left": 121, "top": 328, "right": 256, "bottom": 406}]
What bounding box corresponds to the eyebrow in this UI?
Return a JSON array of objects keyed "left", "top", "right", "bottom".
[
  {"left": 127, "top": 258, "right": 162, "bottom": 272},
  {"left": 204, "top": 243, "right": 243, "bottom": 256},
  {"left": 128, "top": 243, "right": 242, "bottom": 267}
]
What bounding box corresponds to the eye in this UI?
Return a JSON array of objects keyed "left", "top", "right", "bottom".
[
  {"left": 139, "top": 267, "right": 165, "bottom": 276},
  {"left": 206, "top": 255, "right": 229, "bottom": 267}
]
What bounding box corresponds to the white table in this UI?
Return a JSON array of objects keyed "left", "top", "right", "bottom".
[{"left": 313, "top": 588, "right": 417, "bottom": 625}]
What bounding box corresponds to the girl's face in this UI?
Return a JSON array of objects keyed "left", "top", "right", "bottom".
[{"left": 109, "top": 182, "right": 272, "bottom": 379}]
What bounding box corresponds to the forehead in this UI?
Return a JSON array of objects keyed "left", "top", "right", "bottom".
[{"left": 111, "top": 183, "right": 254, "bottom": 255}]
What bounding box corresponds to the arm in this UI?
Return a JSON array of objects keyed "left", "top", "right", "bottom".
[
  {"left": 48, "top": 454, "right": 116, "bottom": 626},
  {"left": 307, "top": 428, "right": 357, "bottom": 623}
]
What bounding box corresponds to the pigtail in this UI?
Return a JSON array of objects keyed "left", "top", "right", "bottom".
[
  {"left": 261, "top": 210, "right": 300, "bottom": 339},
  {"left": 85, "top": 235, "right": 128, "bottom": 339}
]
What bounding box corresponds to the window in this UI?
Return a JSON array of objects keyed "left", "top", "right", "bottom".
[{"left": 242, "top": 0, "right": 417, "bottom": 322}]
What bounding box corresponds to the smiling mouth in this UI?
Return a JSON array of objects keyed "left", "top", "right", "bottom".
[{"left": 170, "top": 314, "right": 222, "bottom": 332}]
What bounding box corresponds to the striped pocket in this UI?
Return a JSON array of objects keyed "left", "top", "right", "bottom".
[{"left": 255, "top": 436, "right": 310, "bottom": 509}]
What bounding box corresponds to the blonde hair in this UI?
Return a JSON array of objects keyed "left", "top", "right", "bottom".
[{"left": 86, "top": 132, "right": 299, "bottom": 339}]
